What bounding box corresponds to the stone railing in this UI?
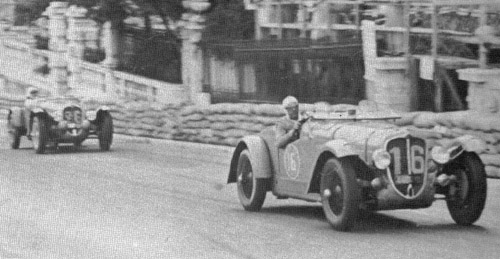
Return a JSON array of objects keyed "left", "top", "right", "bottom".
[
  {"left": 76, "top": 61, "right": 187, "bottom": 104},
  {"left": 0, "top": 35, "right": 188, "bottom": 104},
  {"left": 0, "top": 39, "right": 52, "bottom": 93}
]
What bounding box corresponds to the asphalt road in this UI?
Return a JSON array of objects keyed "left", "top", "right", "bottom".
[{"left": 1, "top": 119, "right": 500, "bottom": 259}]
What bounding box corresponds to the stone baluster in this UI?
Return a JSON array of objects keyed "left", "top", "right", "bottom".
[
  {"left": 180, "top": 0, "right": 212, "bottom": 105},
  {"left": 45, "top": 1, "right": 69, "bottom": 96}
]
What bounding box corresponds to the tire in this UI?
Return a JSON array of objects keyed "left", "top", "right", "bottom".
[
  {"left": 320, "top": 158, "right": 360, "bottom": 231},
  {"left": 236, "top": 150, "right": 267, "bottom": 211},
  {"left": 32, "top": 116, "right": 48, "bottom": 154},
  {"left": 8, "top": 126, "right": 21, "bottom": 149},
  {"left": 445, "top": 152, "right": 487, "bottom": 226},
  {"left": 98, "top": 113, "right": 113, "bottom": 151}
]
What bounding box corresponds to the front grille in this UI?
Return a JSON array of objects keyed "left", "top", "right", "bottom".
[
  {"left": 63, "top": 106, "right": 83, "bottom": 123},
  {"left": 386, "top": 137, "right": 427, "bottom": 198}
]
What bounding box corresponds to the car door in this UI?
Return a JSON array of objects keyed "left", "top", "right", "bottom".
[{"left": 273, "top": 137, "right": 318, "bottom": 197}]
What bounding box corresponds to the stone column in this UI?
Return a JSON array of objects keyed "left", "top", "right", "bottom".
[
  {"left": 85, "top": 21, "right": 100, "bottom": 50},
  {"left": 362, "top": 20, "right": 412, "bottom": 112},
  {"left": 45, "top": 2, "right": 69, "bottom": 95},
  {"left": 101, "top": 20, "right": 121, "bottom": 68},
  {"left": 180, "top": 0, "right": 212, "bottom": 105},
  {"left": 66, "top": 5, "right": 88, "bottom": 89},
  {"left": 458, "top": 68, "right": 500, "bottom": 113}
]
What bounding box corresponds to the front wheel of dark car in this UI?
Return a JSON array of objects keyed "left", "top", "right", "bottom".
[
  {"left": 98, "top": 113, "right": 113, "bottom": 151},
  {"left": 445, "top": 152, "right": 487, "bottom": 226},
  {"left": 236, "top": 150, "right": 267, "bottom": 211},
  {"left": 320, "top": 157, "right": 360, "bottom": 231},
  {"left": 32, "top": 116, "right": 48, "bottom": 154}
]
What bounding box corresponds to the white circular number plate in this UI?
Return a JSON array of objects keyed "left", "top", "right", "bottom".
[{"left": 284, "top": 144, "right": 300, "bottom": 180}]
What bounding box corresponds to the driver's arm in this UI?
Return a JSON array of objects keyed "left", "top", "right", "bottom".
[{"left": 276, "top": 121, "right": 299, "bottom": 149}]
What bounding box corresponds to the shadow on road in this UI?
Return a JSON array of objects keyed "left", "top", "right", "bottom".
[{"left": 258, "top": 205, "right": 489, "bottom": 234}]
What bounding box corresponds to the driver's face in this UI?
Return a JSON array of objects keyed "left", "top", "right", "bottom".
[{"left": 285, "top": 105, "right": 299, "bottom": 120}]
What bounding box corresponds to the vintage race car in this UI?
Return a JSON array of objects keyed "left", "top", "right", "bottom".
[
  {"left": 7, "top": 96, "right": 113, "bottom": 154},
  {"left": 228, "top": 110, "right": 487, "bottom": 231}
]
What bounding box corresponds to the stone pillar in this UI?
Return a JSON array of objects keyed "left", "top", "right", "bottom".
[
  {"left": 0, "top": 0, "right": 16, "bottom": 24},
  {"left": 66, "top": 5, "right": 88, "bottom": 89},
  {"left": 101, "top": 20, "right": 121, "bottom": 68},
  {"left": 45, "top": 2, "right": 69, "bottom": 95},
  {"left": 458, "top": 68, "right": 500, "bottom": 113},
  {"left": 85, "top": 21, "right": 100, "bottom": 50},
  {"left": 180, "top": 0, "right": 212, "bottom": 105},
  {"left": 379, "top": 4, "right": 405, "bottom": 54},
  {"left": 362, "top": 21, "right": 411, "bottom": 112}
]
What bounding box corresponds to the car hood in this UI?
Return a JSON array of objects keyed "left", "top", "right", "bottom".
[{"left": 305, "top": 120, "right": 413, "bottom": 162}]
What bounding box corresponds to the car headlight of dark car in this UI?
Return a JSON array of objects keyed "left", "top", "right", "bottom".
[{"left": 85, "top": 110, "right": 97, "bottom": 121}]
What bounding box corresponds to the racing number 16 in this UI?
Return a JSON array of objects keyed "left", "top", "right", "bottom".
[{"left": 389, "top": 145, "right": 425, "bottom": 175}]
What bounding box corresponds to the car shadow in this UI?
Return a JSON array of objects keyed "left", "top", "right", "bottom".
[
  {"left": 259, "top": 205, "right": 488, "bottom": 234},
  {"left": 44, "top": 145, "right": 111, "bottom": 154}
]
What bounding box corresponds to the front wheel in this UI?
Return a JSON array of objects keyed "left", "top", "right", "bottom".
[
  {"left": 8, "top": 127, "right": 21, "bottom": 149},
  {"left": 236, "top": 150, "right": 267, "bottom": 211},
  {"left": 98, "top": 113, "right": 113, "bottom": 151},
  {"left": 445, "top": 152, "right": 487, "bottom": 225},
  {"left": 320, "top": 158, "right": 360, "bottom": 231},
  {"left": 32, "top": 116, "right": 48, "bottom": 154}
]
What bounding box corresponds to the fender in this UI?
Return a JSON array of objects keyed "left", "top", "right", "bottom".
[
  {"left": 8, "top": 107, "right": 25, "bottom": 128},
  {"left": 455, "top": 135, "right": 487, "bottom": 154},
  {"left": 320, "top": 139, "right": 358, "bottom": 158},
  {"left": 228, "top": 135, "right": 272, "bottom": 184}
]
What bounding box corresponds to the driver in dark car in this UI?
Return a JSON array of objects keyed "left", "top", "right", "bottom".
[{"left": 276, "top": 96, "right": 306, "bottom": 149}]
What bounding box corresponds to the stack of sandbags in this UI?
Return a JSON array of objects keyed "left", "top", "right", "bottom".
[
  {"left": 395, "top": 111, "right": 500, "bottom": 178},
  {"left": 177, "top": 103, "right": 285, "bottom": 146},
  {"left": 105, "top": 100, "right": 183, "bottom": 139}
]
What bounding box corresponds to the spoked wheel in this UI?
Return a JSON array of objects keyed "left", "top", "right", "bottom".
[
  {"left": 445, "top": 152, "right": 487, "bottom": 226},
  {"left": 320, "top": 158, "right": 360, "bottom": 231},
  {"left": 8, "top": 127, "right": 21, "bottom": 149},
  {"left": 236, "top": 150, "right": 267, "bottom": 211},
  {"left": 32, "top": 116, "right": 48, "bottom": 154},
  {"left": 98, "top": 113, "right": 113, "bottom": 151}
]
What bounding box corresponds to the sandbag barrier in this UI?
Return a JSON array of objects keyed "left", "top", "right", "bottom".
[
  {"left": 2, "top": 94, "right": 500, "bottom": 178},
  {"left": 395, "top": 111, "right": 500, "bottom": 178}
]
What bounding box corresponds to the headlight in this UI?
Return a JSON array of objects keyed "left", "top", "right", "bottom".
[
  {"left": 49, "top": 110, "right": 62, "bottom": 121},
  {"left": 431, "top": 146, "right": 450, "bottom": 164},
  {"left": 86, "top": 110, "right": 97, "bottom": 120},
  {"left": 372, "top": 149, "right": 391, "bottom": 170}
]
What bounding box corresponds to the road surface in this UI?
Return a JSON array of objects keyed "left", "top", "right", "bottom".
[{"left": 1, "top": 119, "right": 500, "bottom": 258}]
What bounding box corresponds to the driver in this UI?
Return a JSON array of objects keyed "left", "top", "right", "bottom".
[{"left": 276, "top": 96, "right": 304, "bottom": 149}]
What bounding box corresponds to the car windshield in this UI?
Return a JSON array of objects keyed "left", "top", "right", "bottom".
[{"left": 310, "top": 110, "right": 401, "bottom": 121}]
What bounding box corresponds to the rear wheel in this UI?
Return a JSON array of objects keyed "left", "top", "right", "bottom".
[
  {"left": 236, "top": 150, "right": 267, "bottom": 211},
  {"left": 320, "top": 158, "right": 360, "bottom": 231},
  {"left": 446, "top": 152, "right": 487, "bottom": 225},
  {"left": 98, "top": 113, "right": 113, "bottom": 151},
  {"left": 32, "top": 116, "right": 48, "bottom": 154}
]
